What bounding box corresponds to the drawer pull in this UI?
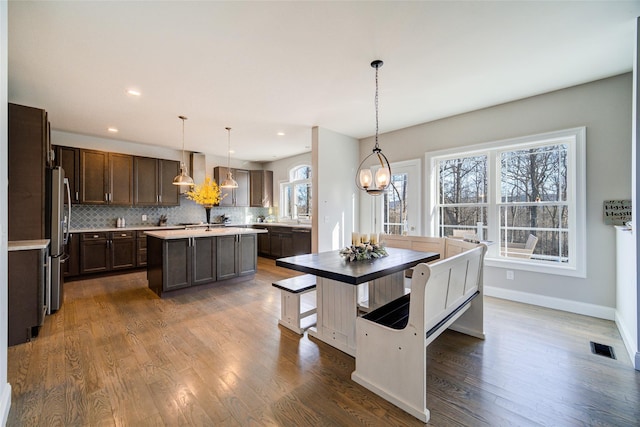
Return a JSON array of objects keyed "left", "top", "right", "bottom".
[
  {"left": 93, "top": 235, "right": 99, "bottom": 238},
  {"left": 121, "top": 233, "right": 127, "bottom": 237}
]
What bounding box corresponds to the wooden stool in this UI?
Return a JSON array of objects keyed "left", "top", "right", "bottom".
[{"left": 272, "top": 274, "right": 317, "bottom": 334}]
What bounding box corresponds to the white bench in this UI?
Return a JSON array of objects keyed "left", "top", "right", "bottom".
[
  {"left": 272, "top": 274, "right": 317, "bottom": 334},
  {"left": 351, "top": 243, "right": 487, "bottom": 423}
]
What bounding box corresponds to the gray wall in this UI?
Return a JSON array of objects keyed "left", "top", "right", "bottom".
[{"left": 360, "top": 74, "right": 632, "bottom": 318}]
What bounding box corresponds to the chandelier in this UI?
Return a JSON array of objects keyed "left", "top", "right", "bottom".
[{"left": 356, "top": 60, "right": 391, "bottom": 195}]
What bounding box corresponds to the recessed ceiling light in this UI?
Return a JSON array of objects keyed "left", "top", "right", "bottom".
[
  {"left": 229, "top": 150, "right": 235, "bottom": 154},
  {"left": 107, "top": 127, "right": 119, "bottom": 133},
  {"left": 277, "top": 132, "right": 285, "bottom": 136},
  {"left": 126, "top": 89, "right": 141, "bottom": 96}
]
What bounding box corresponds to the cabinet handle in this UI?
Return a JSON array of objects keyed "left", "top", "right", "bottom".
[
  {"left": 159, "top": 195, "right": 162, "bottom": 203},
  {"left": 105, "top": 193, "right": 108, "bottom": 202},
  {"left": 93, "top": 235, "right": 99, "bottom": 238},
  {"left": 121, "top": 233, "right": 127, "bottom": 237},
  {"left": 75, "top": 191, "right": 79, "bottom": 202}
]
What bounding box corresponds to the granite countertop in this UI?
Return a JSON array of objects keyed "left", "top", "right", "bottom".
[
  {"left": 8, "top": 239, "right": 50, "bottom": 251},
  {"left": 145, "top": 227, "right": 268, "bottom": 240},
  {"left": 71, "top": 222, "right": 311, "bottom": 233}
]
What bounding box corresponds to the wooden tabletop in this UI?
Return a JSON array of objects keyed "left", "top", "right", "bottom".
[{"left": 276, "top": 247, "right": 439, "bottom": 285}]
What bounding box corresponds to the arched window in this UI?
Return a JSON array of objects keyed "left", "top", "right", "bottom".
[{"left": 281, "top": 165, "right": 312, "bottom": 219}]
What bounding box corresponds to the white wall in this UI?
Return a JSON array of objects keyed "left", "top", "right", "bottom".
[
  {"left": 313, "top": 127, "right": 359, "bottom": 252},
  {"left": 360, "top": 74, "right": 632, "bottom": 319},
  {"left": 0, "top": 2, "right": 11, "bottom": 422}
]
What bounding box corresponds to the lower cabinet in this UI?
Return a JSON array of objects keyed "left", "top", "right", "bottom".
[
  {"left": 80, "top": 231, "right": 136, "bottom": 274},
  {"left": 147, "top": 233, "right": 256, "bottom": 297},
  {"left": 8, "top": 248, "right": 46, "bottom": 346},
  {"left": 217, "top": 234, "right": 257, "bottom": 280},
  {"left": 256, "top": 225, "right": 311, "bottom": 258},
  {"left": 63, "top": 233, "right": 80, "bottom": 277}
]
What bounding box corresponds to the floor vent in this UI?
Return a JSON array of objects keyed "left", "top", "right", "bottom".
[{"left": 590, "top": 341, "right": 616, "bottom": 359}]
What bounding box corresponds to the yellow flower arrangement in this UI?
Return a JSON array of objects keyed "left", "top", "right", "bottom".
[{"left": 185, "top": 176, "right": 226, "bottom": 207}]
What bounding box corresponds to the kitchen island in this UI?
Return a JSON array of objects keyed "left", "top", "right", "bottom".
[{"left": 145, "top": 227, "right": 267, "bottom": 297}]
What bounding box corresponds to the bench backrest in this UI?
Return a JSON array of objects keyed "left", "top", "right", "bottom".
[
  {"left": 408, "top": 244, "right": 486, "bottom": 342},
  {"left": 381, "top": 234, "right": 445, "bottom": 257},
  {"left": 381, "top": 234, "right": 481, "bottom": 260}
]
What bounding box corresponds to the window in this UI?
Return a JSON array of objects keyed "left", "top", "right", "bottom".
[
  {"left": 281, "top": 165, "right": 312, "bottom": 219},
  {"left": 373, "top": 159, "right": 421, "bottom": 236},
  {"left": 382, "top": 172, "right": 408, "bottom": 235},
  {"left": 427, "top": 128, "right": 586, "bottom": 277}
]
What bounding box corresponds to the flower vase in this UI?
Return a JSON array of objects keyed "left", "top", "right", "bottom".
[{"left": 205, "top": 206, "right": 212, "bottom": 225}]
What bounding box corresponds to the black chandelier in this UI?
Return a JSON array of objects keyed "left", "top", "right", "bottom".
[{"left": 355, "top": 59, "right": 391, "bottom": 196}]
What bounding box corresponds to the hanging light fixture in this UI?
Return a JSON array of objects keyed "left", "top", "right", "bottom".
[
  {"left": 356, "top": 59, "right": 391, "bottom": 196},
  {"left": 173, "top": 115, "right": 195, "bottom": 186},
  {"left": 220, "top": 127, "right": 238, "bottom": 188}
]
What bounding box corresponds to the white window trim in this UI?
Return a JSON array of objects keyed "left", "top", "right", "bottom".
[
  {"left": 425, "top": 127, "right": 586, "bottom": 278},
  {"left": 372, "top": 159, "right": 422, "bottom": 236},
  {"left": 280, "top": 164, "right": 312, "bottom": 220}
]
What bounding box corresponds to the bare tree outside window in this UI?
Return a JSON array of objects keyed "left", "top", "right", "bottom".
[
  {"left": 438, "top": 155, "right": 488, "bottom": 237},
  {"left": 383, "top": 173, "right": 408, "bottom": 235},
  {"left": 500, "top": 144, "right": 569, "bottom": 261}
]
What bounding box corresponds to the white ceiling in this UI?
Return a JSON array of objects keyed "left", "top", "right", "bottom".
[{"left": 8, "top": 1, "right": 640, "bottom": 162}]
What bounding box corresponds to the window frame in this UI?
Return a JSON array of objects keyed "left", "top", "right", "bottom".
[
  {"left": 280, "top": 164, "right": 312, "bottom": 220},
  {"left": 425, "top": 127, "right": 586, "bottom": 277}
]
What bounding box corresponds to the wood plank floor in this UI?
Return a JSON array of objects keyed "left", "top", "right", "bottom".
[{"left": 7, "top": 257, "right": 640, "bottom": 426}]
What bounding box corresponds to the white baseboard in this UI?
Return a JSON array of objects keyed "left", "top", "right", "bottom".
[
  {"left": 615, "top": 312, "right": 640, "bottom": 369},
  {"left": 484, "top": 286, "right": 615, "bottom": 320},
  {"left": 0, "top": 383, "right": 11, "bottom": 426}
]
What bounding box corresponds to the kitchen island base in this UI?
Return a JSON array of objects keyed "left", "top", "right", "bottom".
[{"left": 146, "top": 227, "right": 264, "bottom": 298}]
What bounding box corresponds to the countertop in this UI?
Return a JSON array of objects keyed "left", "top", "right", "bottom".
[
  {"left": 145, "top": 226, "right": 268, "bottom": 240},
  {"left": 71, "top": 222, "right": 311, "bottom": 233},
  {"left": 8, "top": 239, "right": 50, "bottom": 251}
]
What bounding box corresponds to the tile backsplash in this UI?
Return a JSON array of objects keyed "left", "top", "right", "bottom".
[{"left": 70, "top": 198, "right": 271, "bottom": 229}]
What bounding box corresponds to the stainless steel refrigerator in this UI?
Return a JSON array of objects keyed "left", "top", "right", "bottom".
[{"left": 48, "top": 166, "right": 71, "bottom": 313}]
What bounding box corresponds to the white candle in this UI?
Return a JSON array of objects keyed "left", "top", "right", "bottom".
[
  {"left": 352, "top": 232, "right": 360, "bottom": 246},
  {"left": 360, "top": 233, "right": 369, "bottom": 244},
  {"left": 370, "top": 233, "right": 378, "bottom": 245}
]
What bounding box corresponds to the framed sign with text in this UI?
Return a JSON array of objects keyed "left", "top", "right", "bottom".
[{"left": 603, "top": 200, "right": 632, "bottom": 225}]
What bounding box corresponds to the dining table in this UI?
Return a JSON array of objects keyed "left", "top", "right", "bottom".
[{"left": 276, "top": 247, "right": 439, "bottom": 356}]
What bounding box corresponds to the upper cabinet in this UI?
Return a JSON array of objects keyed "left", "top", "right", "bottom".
[
  {"left": 134, "top": 157, "right": 180, "bottom": 206},
  {"left": 250, "top": 170, "right": 273, "bottom": 207},
  {"left": 8, "top": 103, "right": 49, "bottom": 241},
  {"left": 214, "top": 167, "right": 250, "bottom": 207},
  {"left": 80, "top": 150, "right": 133, "bottom": 205},
  {"left": 54, "top": 146, "right": 180, "bottom": 207},
  {"left": 55, "top": 146, "right": 80, "bottom": 204}
]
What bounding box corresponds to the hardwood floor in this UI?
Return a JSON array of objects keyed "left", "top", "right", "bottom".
[{"left": 7, "top": 258, "right": 640, "bottom": 426}]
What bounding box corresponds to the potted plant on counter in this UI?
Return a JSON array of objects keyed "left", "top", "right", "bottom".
[{"left": 185, "top": 176, "right": 226, "bottom": 227}]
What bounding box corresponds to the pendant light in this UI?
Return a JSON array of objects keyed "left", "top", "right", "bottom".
[
  {"left": 172, "top": 115, "right": 195, "bottom": 186},
  {"left": 356, "top": 60, "right": 391, "bottom": 196},
  {"left": 220, "top": 127, "right": 238, "bottom": 188}
]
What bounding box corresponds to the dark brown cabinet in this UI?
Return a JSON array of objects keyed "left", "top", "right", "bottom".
[
  {"left": 292, "top": 228, "right": 312, "bottom": 255},
  {"left": 250, "top": 170, "right": 273, "bottom": 207},
  {"left": 80, "top": 150, "right": 133, "bottom": 205},
  {"left": 147, "top": 233, "right": 256, "bottom": 297},
  {"left": 133, "top": 157, "right": 180, "bottom": 206},
  {"left": 54, "top": 145, "right": 80, "bottom": 204},
  {"left": 63, "top": 233, "right": 80, "bottom": 277},
  {"left": 217, "top": 234, "right": 257, "bottom": 280},
  {"left": 8, "top": 248, "right": 46, "bottom": 346},
  {"left": 254, "top": 225, "right": 311, "bottom": 258},
  {"left": 269, "top": 227, "right": 294, "bottom": 258},
  {"left": 80, "top": 231, "right": 135, "bottom": 274},
  {"left": 8, "top": 103, "right": 49, "bottom": 241},
  {"left": 136, "top": 231, "right": 147, "bottom": 267},
  {"left": 214, "top": 167, "right": 250, "bottom": 207}
]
